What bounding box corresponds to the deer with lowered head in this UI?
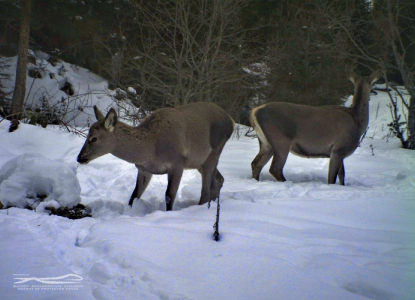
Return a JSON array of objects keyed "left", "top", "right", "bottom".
[
  {"left": 250, "top": 67, "right": 382, "bottom": 185},
  {"left": 77, "top": 102, "right": 234, "bottom": 211}
]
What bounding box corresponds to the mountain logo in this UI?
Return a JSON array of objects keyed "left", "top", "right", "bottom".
[{"left": 14, "top": 274, "right": 83, "bottom": 285}]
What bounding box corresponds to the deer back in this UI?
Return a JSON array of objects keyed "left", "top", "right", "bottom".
[
  {"left": 135, "top": 102, "right": 234, "bottom": 168},
  {"left": 78, "top": 102, "right": 234, "bottom": 170}
]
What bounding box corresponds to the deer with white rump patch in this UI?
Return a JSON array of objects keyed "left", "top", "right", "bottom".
[
  {"left": 77, "top": 102, "right": 234, "bottom": 211},
  {"left": 250, "top": 67, "right": 382, "bottom": 185}
]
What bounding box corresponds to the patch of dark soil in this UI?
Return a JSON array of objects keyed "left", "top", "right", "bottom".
[
  {"left": 0, "top": 201, "right": 92, "bottom": 220},
  {"left": 46, "top": 203, "right": 92, "bottom": 219}
]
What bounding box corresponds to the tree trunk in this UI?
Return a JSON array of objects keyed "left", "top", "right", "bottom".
[
  {"left": 10, "top": 0, "right": 32, "bottom": 120},
  {"left": 406, "top": 95, "right": 415, "bottom": 149}
]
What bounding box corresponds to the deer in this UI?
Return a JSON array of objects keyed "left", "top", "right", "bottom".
[
  {"left": 250, "top": 67, "right": 382, "bottom": 185},
  {"left": 77, "top": 102, "right": 234, "bottom": 211}
]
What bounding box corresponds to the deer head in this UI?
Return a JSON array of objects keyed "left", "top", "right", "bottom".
[{"left": 77, "top": 106, "right": 118, "bottom": 164}]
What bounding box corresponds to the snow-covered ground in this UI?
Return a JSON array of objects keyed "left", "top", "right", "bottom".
[
  {"left": 1, "top": 56, "right": 414, "bottom": 299},
  {"left": 0, "top": 53, "right": 131, "bottom": 128}
]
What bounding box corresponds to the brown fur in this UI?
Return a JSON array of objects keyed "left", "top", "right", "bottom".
[
  {"left": 77, "top": 102, "right": 234, "bottom": 210},
  {"left": 250, "top": 68, "right": 381, "bottom": 185}
]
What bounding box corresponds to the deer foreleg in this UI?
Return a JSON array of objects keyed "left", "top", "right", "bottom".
[
  {"left": 165, "top": 167, "right": 184, "bottom": 211},
  {"left": 128, "top": 166, "right": 153, "bottom": 206}
]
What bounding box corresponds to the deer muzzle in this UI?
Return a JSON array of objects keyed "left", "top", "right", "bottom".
[{"left": 77, "top": 154, "right": 90, "bottom": 164}]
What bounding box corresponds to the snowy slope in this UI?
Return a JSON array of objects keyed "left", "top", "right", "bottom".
[
  {"left": 1, "top": 53, "right": 122, "bottom": 127},
  {"left": 1, "top": 59, "right": 415, "bottom": 299}
]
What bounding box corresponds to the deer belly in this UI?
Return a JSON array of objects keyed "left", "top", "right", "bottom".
[
  {"left": 290, "top": 143, "right": 330, "bottom": 158},
  {"left": 183, "top": 147, "right": 212, "bottom": 168}
]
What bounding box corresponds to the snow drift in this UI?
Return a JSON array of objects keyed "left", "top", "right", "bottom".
[{"left": 0, "top": 153, "right": 81, "bottom": 209}]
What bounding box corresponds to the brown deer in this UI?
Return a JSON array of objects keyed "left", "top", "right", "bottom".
[
  {"left": 77, "top": 102, "right": 234, "bottom": 211},
  {"left": 250, "top": 67, "right": 382, "bottom": 185}
]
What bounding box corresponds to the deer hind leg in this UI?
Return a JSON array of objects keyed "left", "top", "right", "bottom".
[
  {"left": 198, "top": 149, "right": 225, "bottom": 205},
  {"left": 338, "top": 161, "right": 345, "bottom": 185},
  {"left": 328, "top": 153, "right": 345, "bottom": 185},
  {"left": 210, "top": 168, "right": 224, "bottom": 201},
  {"left": 269, "top": 143, "right": 290, "bottom": 182},
  {"left": 197, "top": 166, "right": 224, "bottom": 204},
  {"left": 165, "top": 166, "right": 184, "bottom": 211},
  {"left": 251, "top": 139, "right": 273, "bottom": 181},
  {"left": 128, "top": 165, "right": 153, "bottom": 206}
]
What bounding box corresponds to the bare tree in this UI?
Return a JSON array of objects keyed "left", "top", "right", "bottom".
[
  {"left": 10, "top": 0, "right": 32, "bottom": 120},
  {"left": 306, "top": 0, "right": 415, "bottom": 148},
  {"left": 381, "top": 0, "right": 415, "bottom": 148},
  {"left": 95, "top": 0, "right": 263, "bottom": 122}
]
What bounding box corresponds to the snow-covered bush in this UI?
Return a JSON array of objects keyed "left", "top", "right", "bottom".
[{"left": 0, "top": 153, "right": 81, "bottom": 209}]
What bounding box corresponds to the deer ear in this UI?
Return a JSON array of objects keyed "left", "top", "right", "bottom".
[
  {"left": 346, "top": 66, "right": 358, "bottom": 84},
  {"left": 104, "top": 108, "right": 117, "bottom": 131},
  {"left": 93, "top": 105, "right": 105, "bottom": 121},
  {"left": 369, "top": 69, "right": 382, "bottom": 85}
]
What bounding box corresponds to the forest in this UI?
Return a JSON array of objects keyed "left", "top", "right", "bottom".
[{"left": 0, "top": 0, "right": 414, "bottom": 148}]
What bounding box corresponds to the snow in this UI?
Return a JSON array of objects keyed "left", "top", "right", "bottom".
[
  {"left": 1, "top": 57, "right": 415, "bottom": 299},
  {"left": 0, "top": 153, "right": 81, "bottom": 209},
  {"left": 1, "top": 53, "right": 115, "bottom": 127}
]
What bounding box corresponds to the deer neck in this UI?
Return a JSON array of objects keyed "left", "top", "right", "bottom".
[
  {"left": 351, "top": 84, "right": 370, "bottom": 130},
  {"left": 111, "top": 122, "right": 154, "bottom": 164}
]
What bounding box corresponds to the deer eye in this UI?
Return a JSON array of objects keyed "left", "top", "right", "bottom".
[{"left": 90, "top": 137, "right": 98, "bottom": 143}]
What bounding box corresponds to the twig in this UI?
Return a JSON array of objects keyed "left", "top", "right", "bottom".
[
  {"left": 208, "top": 194, "right": 221, "bottom": 242},
  {"left": 0, "top": 111, "right": 25, "bottom": 124},
  {"left": 386, "top": 87, "right": 408, "bottom": 148}
]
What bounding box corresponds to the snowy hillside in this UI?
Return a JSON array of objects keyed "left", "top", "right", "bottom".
[
  {"left": 1, "top": 52, "right": 137, "bottom": 128},
  {"left": 0, "top": 58, "right": 415, "bottom": 300}
]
